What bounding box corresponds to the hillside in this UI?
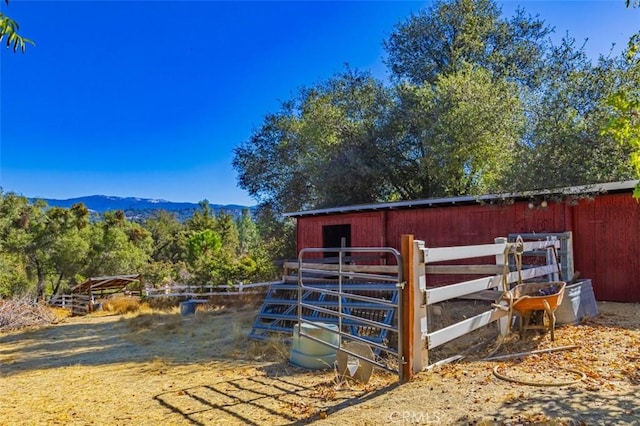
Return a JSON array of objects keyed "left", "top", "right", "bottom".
[{"left": 33, "top": 195, "right": 254, "bottom": 221}]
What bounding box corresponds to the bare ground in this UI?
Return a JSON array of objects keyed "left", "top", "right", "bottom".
[{"left": 1, "top": 302, "right": 639, "bottom": 425}]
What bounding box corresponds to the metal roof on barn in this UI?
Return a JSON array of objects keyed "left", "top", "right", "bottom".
[
  {"left": 283, "top": 180, "right": 639, "bottom": 218},
  {"left": 71, "top": 274, "right": 140, "bottom": 294}
]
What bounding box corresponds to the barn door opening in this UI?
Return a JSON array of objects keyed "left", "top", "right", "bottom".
[{"left": 322, "top": 224, "right": 351, "bottom": 261}]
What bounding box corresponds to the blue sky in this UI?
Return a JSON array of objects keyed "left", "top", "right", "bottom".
[{"left": 1, "top": 1, "right": 638, "bottom": 205}]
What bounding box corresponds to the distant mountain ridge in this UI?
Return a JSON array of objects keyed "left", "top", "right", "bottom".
[{"left": 33, "top": 195, "right": 254, "bottom": 221}]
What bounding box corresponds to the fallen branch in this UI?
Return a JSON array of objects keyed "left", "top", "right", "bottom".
[
  {"left": 425, "top": 355, "right": 465, "bottom": 371},
  {"left": 0, "top": 296, "right": 57, "bottom": 332}
]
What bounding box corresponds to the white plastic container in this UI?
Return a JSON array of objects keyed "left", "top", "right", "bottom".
[{"left": 289, "top": 322, "right": 339, "bottom": 369}]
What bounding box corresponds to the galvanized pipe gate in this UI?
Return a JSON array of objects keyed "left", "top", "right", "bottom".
[
  {"left": 296, "top": 247, "right": 406, "bottom": 382},
  {"left": 293, "top": 234, "right": 565, "bottom": 382}
]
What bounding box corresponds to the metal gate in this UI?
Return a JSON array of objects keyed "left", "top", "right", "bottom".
[{"left": 296, "top": 247, "right": 405, "bottom": 381}]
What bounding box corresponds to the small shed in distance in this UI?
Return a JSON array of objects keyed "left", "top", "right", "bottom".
[
  {"left": 64, "top": 274, "right": 141, "bottom": 315},
  {"left": 284, "top": 180, "right": 640, "bottom": 303},
  {"left": 71, "top": 274, "right": 141, "bottom": 297}
]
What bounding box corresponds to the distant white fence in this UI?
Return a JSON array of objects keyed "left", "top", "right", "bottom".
[
  {"left": 144, "top": 281, "right": 277, "bottom": 298},
  {"left": 47, "top": 282, "right": 277, "bottom": 313},
  {"left": 48, "top": 294, "right": 92, "bottom": 316},
  {"left": 48, "top": 294, "right": 73, "bottom": 308}
]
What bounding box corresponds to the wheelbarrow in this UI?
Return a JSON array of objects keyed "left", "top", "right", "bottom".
[{"left": 503, "top": 281, "right": 566, "bottom": 341}]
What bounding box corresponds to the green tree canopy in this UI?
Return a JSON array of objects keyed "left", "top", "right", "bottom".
[
  {"left": 82, "top": 210, "right": 152, "bottom": 279},
  {"left": 0, "top": 192, "right": 278, "bottom": 298},
  {"left": 383, "top": 0, "right": 551, "bottom": 86},
  {"left": 1, "top": 0, "right": 33, "bottom": 52},
  {"left": 234, "top": 68, "right": 394, "bottom": 212},
  {"left": 603, "top": 32, "right": 640, "bottom": 196},
  {"left": 505, "top": 36, "right": 636, "bottom": 192},
  {"left": 379, "top": 64, "right": 524, "bottom": 199},
  {"left": 234, "top": 0, "right": 636, "bottom": 213}
]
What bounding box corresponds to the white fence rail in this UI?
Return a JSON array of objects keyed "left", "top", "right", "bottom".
[
  {"left": 48, "top": 294, "right": 74, "bottom": 308},
  {"left": 414, "top": 236, "right": 562, "bottom": 367},
  {"left": 48, "top": 294, "right": 92, "bottom": 316},
  {"left": 144, "top": 281, "right": 277, "bottom": 298}
]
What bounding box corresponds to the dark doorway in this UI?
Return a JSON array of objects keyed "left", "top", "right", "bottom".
[{"left": 322, "top": 224, "right": 351, "bottom": 260}]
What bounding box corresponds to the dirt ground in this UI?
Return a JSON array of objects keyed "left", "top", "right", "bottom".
[{"left": 1, "top": 301, "right": 639, "bottom": 425}]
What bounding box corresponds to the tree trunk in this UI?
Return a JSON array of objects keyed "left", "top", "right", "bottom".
[
  {"left": 51, "top": 272, "right": 64, "bottom": 297},
  {"left": 35, "top": 260, "right": 45, "bottom": 302}
]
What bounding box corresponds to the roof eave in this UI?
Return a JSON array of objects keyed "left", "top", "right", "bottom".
[{"left": 283, "top": 180, "right": 640, "bottom": 218}]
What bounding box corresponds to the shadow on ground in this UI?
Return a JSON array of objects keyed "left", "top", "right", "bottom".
[
  {"left": 154, "top": 372, "right": 398, "bottom": 426},
  {"left": 456, "top": 387, "right": 640, "bottom": 424},
  {"left": 0, "top": 308, "right": 259, "bottom": 376}
]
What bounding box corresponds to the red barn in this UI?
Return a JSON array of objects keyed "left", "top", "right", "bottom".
[{"left": 285, "top": 180, "right": 640, "bottom": 303}]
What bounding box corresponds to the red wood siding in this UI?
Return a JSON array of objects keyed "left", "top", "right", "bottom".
[
  {"left": 296, "top": 212, "right": 385, "bottom": 252},
  {"left": 295, "top": 193, "right": 640, "bottom": 302},
  {"left": 383, "top": 202, "right": 568, "bottom": 249},
  {"left": 572, "top": 194, "right": 640, "bottom": 302}
]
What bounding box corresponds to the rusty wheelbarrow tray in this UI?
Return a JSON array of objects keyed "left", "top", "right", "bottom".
[{"left": 504, "top": 281, "right": 566, "bottom": 341}]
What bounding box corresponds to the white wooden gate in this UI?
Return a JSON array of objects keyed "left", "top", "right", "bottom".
[{"left": 411, "top": 236, "right": 562, "bottom": 369}]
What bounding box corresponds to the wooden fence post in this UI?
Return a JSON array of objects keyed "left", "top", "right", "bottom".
[{"left": 401, "top": 234, "right": 415, "bottom": 382}]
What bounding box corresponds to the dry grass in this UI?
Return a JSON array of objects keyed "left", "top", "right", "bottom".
[
  {"left": 101, "top": 297, "right": 148, "bottom": 315},
  {"left": 247, "top": 337, "right": 291, "bottom": 362},
  {"left": 48, "top": 306, "right": 72, "bottom": 321},
  {"left": 1, "top": 302, "right": 639, "bottom": 425}
]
